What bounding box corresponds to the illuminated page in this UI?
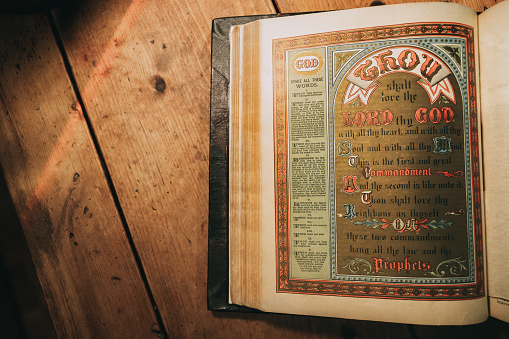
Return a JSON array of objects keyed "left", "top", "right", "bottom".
[
  {"left": 479, "top": 0, "right": 509, "bottom": 324},
  {"left": 257, "top": 3, "right": 487, "bottom": 324}
]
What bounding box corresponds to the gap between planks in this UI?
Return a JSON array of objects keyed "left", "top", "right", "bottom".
[{"left": 45, "top": 10, "right": 170, "bottom": 339}]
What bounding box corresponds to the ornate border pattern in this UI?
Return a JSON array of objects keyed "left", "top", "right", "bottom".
[{"left": 274, "top": 23, "right": 484, "bottom": 299}]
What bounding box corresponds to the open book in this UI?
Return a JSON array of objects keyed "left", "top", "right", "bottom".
[{"left": 208, "top": 1, "right": 509, "bottom": 325}]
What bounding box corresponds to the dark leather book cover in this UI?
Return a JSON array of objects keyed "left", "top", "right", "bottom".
[
  {"left": 208, "top": 11, "right": 317, "bottom": 313},
  {"left": 208, "top": 14, "right": 275, "bottom": 312}
]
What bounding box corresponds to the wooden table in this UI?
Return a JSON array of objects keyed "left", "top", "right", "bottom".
[{"left": 0, "top": 0, "right": 508, "bottom": 337}]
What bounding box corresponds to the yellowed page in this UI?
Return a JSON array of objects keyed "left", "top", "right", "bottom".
[
  {"left": 479, "top": 0, "right": 509, "bottom": 324},
  {"left": 252, "top": 2, "right": 487, "bottom": 325},
  {"left": 229, "top": 22, "right": 264, "bottom": 307}
]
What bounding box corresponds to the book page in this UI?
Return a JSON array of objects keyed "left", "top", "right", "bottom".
[
  {"left": 250, "top": 2, "right": 487, "bottom": 324},
  {"left": 479, "top": 0, "right": 509, "bottom": 324},
  {"left": 229, "top": 22, "right": 264, "bottom": 307}
]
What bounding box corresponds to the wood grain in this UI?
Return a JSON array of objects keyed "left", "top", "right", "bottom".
[
  {"left": 52, "top": 0, "right": 297, "bottom": 337},
  {"left": 53, "top": 0, "right": 410, "bottom": 337},
  {"left": 50, "top": 0, "right": 508, "bottom": 337},
  {"left": 0, "top": 0, "right": 506, "bottom": 337},
  {"left": 274, "top": 0, "right": 497, "bottom": 13},
  {"left": 0, "top": 13, "right": 161, "bottom": 338}
]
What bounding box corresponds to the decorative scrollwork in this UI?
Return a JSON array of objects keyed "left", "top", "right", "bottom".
[
  {"left": 341, "top": 257, "right": 374, "bottom": 274},
  {"left": 445, "top": 209, "right": 465, "bottom": 216},
  {"left": 354, "top": 218, "right": 453, "bottom": 232},
  {"left": 426, "top": 257, "right": 467, "bottom": 277},
  {"left": 435, "top": 170, "right": 463, "bottom": 178}
]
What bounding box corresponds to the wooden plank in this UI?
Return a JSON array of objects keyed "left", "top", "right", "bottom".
[
  {"left": 0, "top": 172, "right": 56, "bottom": 338},
  {"left": 53, "top": 0, "right": 404, "bottom": 337},
  {"left": 52, "top": 1, "right": 374, "bottom": 337},
  {"left": 48, "top": 0, "right": 507, "bottom": 338},
  {"left": 0, "top": 13, "right": 161, "bottom": 338},
  {"left": 274, "top": 0, "right": 497, "bottom": 13},
  {"left": 46, "top": 0, "right": 476, "bottom": 337}
]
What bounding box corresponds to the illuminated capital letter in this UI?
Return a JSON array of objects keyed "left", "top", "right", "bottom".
[
  {"left": 398, "top": 49, "right": 419, "bottom": 71},
  {"left": 348, "top": 155, "right": 359, "bottom": 168},
  {"left": 373, "top": 50, "right": 399, "bottom": 74},
  {"left": 362, "top": 167, "right": 371, "bottom": 180},
  {"left": 392, "top": 218, "right": 405, "bottom": 232},
  {"left": 343, "top": 204, "right": 356, "bottom": 221},
  {"left": 415, "top": 107, "right": 428, "bottom": 123},
  {"left": 442, "top": 107, "right": 454, "bottom": 123},
  {"left": 338, "top": 140, "right": 352, "bottom": 156},
  {"left": 373, "top": 257, "right": 383, "bottom": 273},
  {"left": 341, "top": 175, "right": 359, "bottom": 194},
  {"left": 361, "top": 191, "right": 372, "bottom": 205},
  {"left": 420, "top": 54, "right": 442, "bottom": 83},
  {"left": 433, "top": 136, "right": 452, "bottom": 154},
  {"left": 354, "top": 60, "right": 379, "bottom": 81},
  {"left": 342, "top": 112, "right": 354, "bottom": 127}
]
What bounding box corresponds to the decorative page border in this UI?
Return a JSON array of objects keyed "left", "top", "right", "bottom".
[
  {"left": 274, "top": 23, "right": 484, "bottom": 300},
  {"left": 328, "top": 36, "right": 474, "bottom": 284}
]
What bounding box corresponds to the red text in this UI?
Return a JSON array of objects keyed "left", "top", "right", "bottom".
[
  {"left": 373, "top": 256, "right": 431, "bottom": 273},
  {"left": 343, "top": 109, "right": 393, "bottom": 127},
  {"left": 415, "top": 107, "right": 454, "bottom": 124}
]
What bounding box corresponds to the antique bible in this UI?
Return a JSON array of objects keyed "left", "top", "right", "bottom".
[{"left": 208, "top": 1, "right": 509, "bottom": 325}]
